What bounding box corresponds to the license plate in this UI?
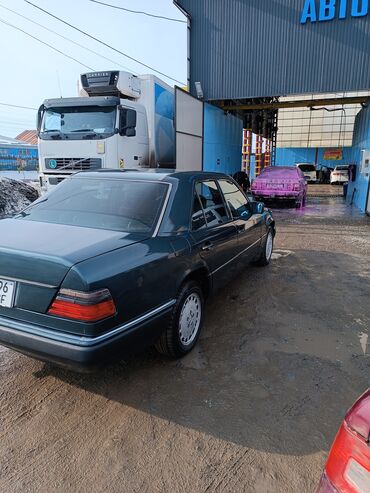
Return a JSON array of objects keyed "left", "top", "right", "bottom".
[{"left": 0, "top": 279, "right": 16, "bottom": 308}]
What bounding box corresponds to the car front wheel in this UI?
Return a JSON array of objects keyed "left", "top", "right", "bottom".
[
  {"left": 155, "top": 280, "right": 204, "bottom": 358},
  {"left": 256, "top": 229, "right": 274, "bottom": 266}
]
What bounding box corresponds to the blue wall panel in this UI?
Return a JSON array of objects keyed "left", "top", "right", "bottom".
[
  {"left": 0, "top": 146, "right": 38, "bottom": 171},
  {"left": 203, "top": 103, "right": 243, "bottom": 175},
  {"left": 177, "top": 0, "right": 370, "bottom": 101},
  {"left": 347, "top": 106, "right": 370, "bottom": 212},
  {"left": 276, "top": 147, "right": 356, "bottom": 169}
]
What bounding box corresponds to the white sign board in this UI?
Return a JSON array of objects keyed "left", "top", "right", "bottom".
[{"left": 175, "top": 88, "right": 203, "bottom": 172}]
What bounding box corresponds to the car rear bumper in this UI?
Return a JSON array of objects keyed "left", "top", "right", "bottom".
[
  {"left": 252, "top": 191, "right": 302, "bottom": 200},
  {"left": 315, "top": 473, "right": 339, "bottom": 492},
  {"left": 330, "top": 177, "right": 348, "bottom": 184},
  {"left": 0, "top": 301, "right": 175, "bottom": 372}
]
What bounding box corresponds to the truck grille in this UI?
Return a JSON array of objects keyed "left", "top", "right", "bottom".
[{"left": 45, "top": 158, "right": 102, "bottom": 171}]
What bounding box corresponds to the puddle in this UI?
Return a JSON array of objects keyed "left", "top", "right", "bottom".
[
  {"left": 359, "top": 332, "right": 368, "bottom": 356},
  {"left": 272, "top": 249, "right": 293, "bottom": 260}
]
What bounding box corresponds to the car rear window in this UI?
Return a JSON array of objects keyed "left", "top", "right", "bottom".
[
  {"left": 336, "top": 166, "right": 349, "bottom": 171},
  {"left": 260, "top": 167, "right": 298, "bottom": 177},
  {"left": 17, "top": 178, "right": 169, "bottom": 233},
  {"left": 297, "top": 164, "right": 315, "bottom": 172}
]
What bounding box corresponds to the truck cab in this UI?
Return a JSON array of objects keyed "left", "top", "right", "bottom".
[{"left": 37, "top": 71, "right": 174, "bottom": 191}]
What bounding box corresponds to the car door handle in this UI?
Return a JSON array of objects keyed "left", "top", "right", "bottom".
[{"left": 201, "top": 241, "right": 214, "bottom": 251}]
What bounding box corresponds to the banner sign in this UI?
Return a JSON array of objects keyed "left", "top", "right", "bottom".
[{"left": 323, "top": 149, "right": 343, "bottom": 161}]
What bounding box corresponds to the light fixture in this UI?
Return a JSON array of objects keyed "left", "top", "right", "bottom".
[{"left": 194, "top": 81, "right": 204, "bottom": 99}]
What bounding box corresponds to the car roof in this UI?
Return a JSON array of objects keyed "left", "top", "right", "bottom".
[
  {"left": 72, "top": 169, "right": 232, "bottom": 182},
  {"left": 261, "top": 166, "right": 298, "bottom": 172}
]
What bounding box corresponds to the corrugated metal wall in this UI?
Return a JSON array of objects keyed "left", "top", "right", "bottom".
[
  {"left": 176, "top": 0, "right": 370, "bottom": 100},
  {"left": 276, "top": 146, "right": 356, "bottom": 168},
  {"left": 203, "top": 103, "right": 243, "bottom": 174},
  {"left": 347, "top": 106, "right": 370, "bottom": 212}
]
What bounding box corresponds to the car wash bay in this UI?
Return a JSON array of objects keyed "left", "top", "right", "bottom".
[{"left": 0, "top": 180, "right": 369, "bottom": 493}]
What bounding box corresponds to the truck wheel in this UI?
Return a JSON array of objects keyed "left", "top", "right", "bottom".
[
  {"left": 256, "top": 229, "right": 274, "bottom": 266},
  {"left": 155, "top": 281, "right": 204, "bottom": 358}
]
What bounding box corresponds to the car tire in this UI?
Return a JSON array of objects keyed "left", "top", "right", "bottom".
[
  {"left": 155, "top": 280, "right": 204, "bottom": 358},
  {"left": 256, "top": 228, "right": 274, "bottom": 267}
]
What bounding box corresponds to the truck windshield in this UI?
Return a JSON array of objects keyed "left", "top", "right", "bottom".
[{"left": 41, "top": 106, "right": 116, "bottom": 136}]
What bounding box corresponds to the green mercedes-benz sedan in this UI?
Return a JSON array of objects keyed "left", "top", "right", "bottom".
[{"left": 0, "top": 170, "right": 275, "bottom": 371}]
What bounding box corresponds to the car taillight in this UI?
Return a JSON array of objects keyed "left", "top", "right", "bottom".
[
  {"left": 346, "top": 391, "right": 370, "bottom": 441},
  {"left": 293, "top": 183, "right": 301, "bottom": 191},
  {"left": 48, "top": 288, "right": 116, "bottom": 322},
  {"left": 319, "top": 390, "right": 370, "bottom": 493}
]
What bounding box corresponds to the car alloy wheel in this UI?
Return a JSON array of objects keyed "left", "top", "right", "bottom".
[
  {"left": 265, "top": 231, "right": 273, "bottom": 262},
  {"left": 178, "top": 293, "right": 202, "bottom": 346},
  {"left": 256, "top": 228, "right": 274, "bottom": 266},
  {"left": 155, "top": 280, "right": 204, "bottom": 357}
]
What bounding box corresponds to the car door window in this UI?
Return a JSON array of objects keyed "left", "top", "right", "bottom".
[
  {"left": 191, "top": 192, "right": 207, "bottom": 231},
  {"left": 195, "top": 181, "right": 230, "bottom": 228},
  {"left": 218, "top": 180, "right": 252, "bottom": 220}
]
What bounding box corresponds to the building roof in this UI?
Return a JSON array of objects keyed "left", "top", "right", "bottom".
[
  {"left": 16, "top": 130, "right": 38, "bottom": 146},
  {"left": 0, "top": 134, "right": 22, "bottom": 145}
]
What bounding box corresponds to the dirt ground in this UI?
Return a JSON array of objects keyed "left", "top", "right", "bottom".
[{"left": 1, "top": 189, "right": 370, "bottom": 493}]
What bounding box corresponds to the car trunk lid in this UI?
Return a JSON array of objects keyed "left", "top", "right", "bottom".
[{"left": 0, "top": 219, "right": 147, "bottom": 315}]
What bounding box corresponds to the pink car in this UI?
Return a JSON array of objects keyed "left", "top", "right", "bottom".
[{"left": 251, "top": 166, "right": 307, "bottom": 207}]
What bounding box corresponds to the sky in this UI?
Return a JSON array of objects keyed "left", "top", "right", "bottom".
[{"left": 0, "top": 0, "right": 187, "bottom": 137}]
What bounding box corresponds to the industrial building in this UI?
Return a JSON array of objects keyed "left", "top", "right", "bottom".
[
  {"left": 0, "top": 134, "right": 38, "bottom": 179},
  {"left": 174, "top": 0, "right": 370, "bottom": 213}
]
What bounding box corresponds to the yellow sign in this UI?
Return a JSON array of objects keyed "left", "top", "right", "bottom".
[{"left": 324, "top": 149, "right": 343, "bottom": 161}]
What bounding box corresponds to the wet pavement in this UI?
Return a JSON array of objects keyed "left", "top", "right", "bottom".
[{"left": 0, "top": 192, "right": 369, "bottom": 492}]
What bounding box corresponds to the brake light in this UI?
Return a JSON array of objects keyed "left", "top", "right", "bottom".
[
  {"left": 318, "top": 390, "right": 370, "bottom": 493},
  {"left": 48, "top": 288, "right": 116, "bottom": 322},
  {"left": 346, "top": 391, "right": 370, "bottom": 441}
]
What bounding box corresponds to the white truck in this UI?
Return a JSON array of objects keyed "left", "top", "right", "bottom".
[{"left": 37, "top": 71, "right": 175, "bottom": 190}]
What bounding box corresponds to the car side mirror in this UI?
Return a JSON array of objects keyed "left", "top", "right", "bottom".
[
  {"left": 119, "top": 108, "right": 137, "bottom": 137},
  {"left": 251, "top": 201, "right": 264, "bottom": 214},
  {"left": 125, "top": 127, "right": 136, "bottom": 137}
]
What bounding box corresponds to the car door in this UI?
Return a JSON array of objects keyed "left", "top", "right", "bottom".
[
  {"left": 218, "top": 179, "right": 263, "bottom": 263},
  {"left": 190, "top": 180, "right": 239, "bottom": 291}
]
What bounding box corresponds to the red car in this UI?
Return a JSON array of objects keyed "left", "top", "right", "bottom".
[
  {"left": 251, "top": 166, "right": 307, "bottom": 208},
  {"left": 316, "top": 389, "right": 370, "bottom": 493}
]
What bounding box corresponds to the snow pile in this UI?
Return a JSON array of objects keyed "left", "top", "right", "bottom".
[{"left": 0, "top": 178, "right": 39, "bottom": 217}]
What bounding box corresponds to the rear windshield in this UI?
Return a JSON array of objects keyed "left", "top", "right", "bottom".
[
  {"left": 297, "top": 164, "right": 315, "bottom": 172},
  {"left": 260, "top": 167, "right": 297, "bottom": 175},
  {"left": 16, "top": 178, "right": 169, "bottom": 233}
]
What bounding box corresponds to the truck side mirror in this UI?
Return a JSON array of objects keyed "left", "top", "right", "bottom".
[
  {"left": 37, "top": 104, "right": 45, "bottom": 136},
  {"left": 119, "top": 108, "right": 137, "bottom": 137}
]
